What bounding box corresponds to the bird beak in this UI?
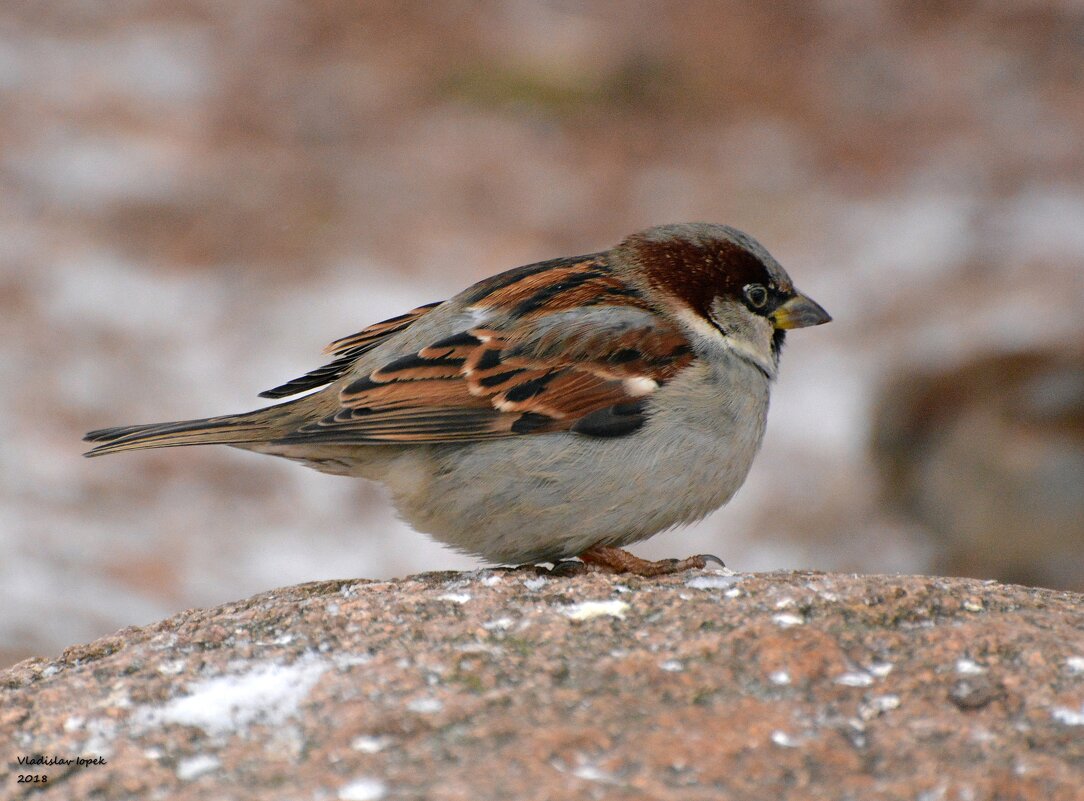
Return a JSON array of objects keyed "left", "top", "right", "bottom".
[{"left": 771, "top": 292, "right": 832, "bottom": 330}]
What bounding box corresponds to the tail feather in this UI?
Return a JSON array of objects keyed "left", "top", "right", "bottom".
[{"left": 83, "top": 406, "right": 294, "bottom": 457}]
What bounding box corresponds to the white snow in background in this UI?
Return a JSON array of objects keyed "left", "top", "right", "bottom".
[
  {"left": 137, "top": 656, "right": 328, "bottom": 736},
  {"left": 42, "top": 252, "right": 225, "bottom": 338},
  {"left": 845, "top": 192, "right": 979, "bottom": 286},
  {"left": 0, "top": 36, "right": 26, "bottom": 90},
  {"left": 10, "top": 133, "right": 190, "bottom": 208},
  {"left": 20, "top": 27, "right": 210, "bottom": 108},
  {"left": 995, "top": 185, "right": 1084, "bottom": 262}
]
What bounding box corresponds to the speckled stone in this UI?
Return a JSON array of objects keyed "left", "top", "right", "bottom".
[{"left": 4, "top": 571, "right": 1083, "bottom": 800}]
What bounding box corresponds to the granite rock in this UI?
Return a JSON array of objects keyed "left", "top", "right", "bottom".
[{"left": 4, "top": 570, "right": 1083, "bottom": 800}]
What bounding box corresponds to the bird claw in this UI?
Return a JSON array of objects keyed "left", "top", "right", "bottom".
[{"left": 701, "top": 553, "right": 726, "bottom": 569}]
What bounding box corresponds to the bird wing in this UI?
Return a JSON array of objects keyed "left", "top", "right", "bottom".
[{"left": 272, "top": 256, "right": 694, "bottom": 445}]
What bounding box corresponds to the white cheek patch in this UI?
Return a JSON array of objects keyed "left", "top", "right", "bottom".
[
  {"left": 622, "top": 376, "right": 659, "bottom": 397},
  {"left": 674, "top": 307, "right": 722, "bottom": 342},
  {"left": 674, "top": 306, "right": 777, "bottom": 378},
  {"left": 718, "top": 336, "right": 776, "bottom": 378}
]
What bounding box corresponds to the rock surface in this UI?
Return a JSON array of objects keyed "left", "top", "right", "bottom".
[{"left": 4, "top": 570, "right": 1083, "bottom": 800}]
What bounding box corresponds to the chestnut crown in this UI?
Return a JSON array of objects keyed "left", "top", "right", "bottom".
[{"left": 613, "top": 223, "right": 806, "bottom": 322}]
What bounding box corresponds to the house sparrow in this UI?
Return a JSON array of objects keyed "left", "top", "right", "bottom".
[{"left": 85, "top": 223, "right": 830, "bottom": 576}]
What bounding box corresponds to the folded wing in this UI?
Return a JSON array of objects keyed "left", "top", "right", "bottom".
[{"left": 273, "top": 259, "right": 694, "bottom": 445}]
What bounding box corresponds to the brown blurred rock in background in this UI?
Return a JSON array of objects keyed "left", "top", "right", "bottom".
[{"left": 873, "top": 348, "right": 1084, "bottom": 591}]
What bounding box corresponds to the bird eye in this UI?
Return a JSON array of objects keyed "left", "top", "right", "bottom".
[{"left": 744, "top": 284, "right": 769, "bottom": 309}]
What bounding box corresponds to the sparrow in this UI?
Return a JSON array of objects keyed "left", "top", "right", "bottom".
[{"left": 84, "top": 223, "right": 831, "bottom": 576}]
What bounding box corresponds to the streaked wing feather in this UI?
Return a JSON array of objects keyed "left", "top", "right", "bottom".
[
  {"left": 323, "top": 301, "right": 443, "bottom": 356},
  {"left": 270, "top": 254, "right": 695, "bottom": 445}
]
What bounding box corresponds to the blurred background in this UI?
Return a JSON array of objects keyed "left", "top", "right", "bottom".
[{"left": 2, "top": 0, "right": 1082, "bottom": 667}]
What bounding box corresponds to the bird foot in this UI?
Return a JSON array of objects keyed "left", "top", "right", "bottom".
[{"left": 566, "top": 545, "right": 724, "bottom": 577}]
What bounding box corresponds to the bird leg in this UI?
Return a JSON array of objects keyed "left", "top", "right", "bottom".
[{"left": 575, "top": 545, "right": 724, "bottom": 576}]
